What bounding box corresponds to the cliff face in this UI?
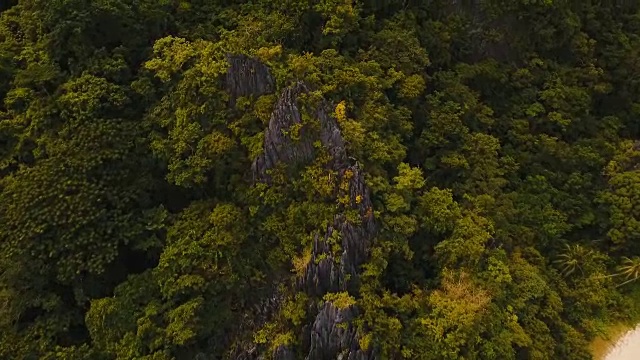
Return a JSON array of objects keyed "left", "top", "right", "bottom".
[
  {"left": 225, "top": 54, "right": 275, "bottom": 107},
  {"left": 252, "top": 82, "right": 319, "bottom": 181},
  {"left": 225, "top": 55, "right": 377, "bottom": 360},
  {"left": 300, "top": 163, "right": 375, "bottom": 298}
]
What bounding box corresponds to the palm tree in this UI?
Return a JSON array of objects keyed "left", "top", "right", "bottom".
[
  {"left": 615, "top": 256, "right": 640, "bottom": 288},
  {"left": 554, "top": 244, "right": 594, "bottom": 277}
]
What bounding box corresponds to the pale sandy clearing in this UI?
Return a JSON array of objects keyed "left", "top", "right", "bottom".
[{"left": 604, "top": 325, "right": 640, "bottom": 360}]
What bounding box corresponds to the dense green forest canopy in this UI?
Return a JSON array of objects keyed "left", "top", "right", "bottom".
[{"left": 1, "top": 0, "right": 640, "bottom": 359}]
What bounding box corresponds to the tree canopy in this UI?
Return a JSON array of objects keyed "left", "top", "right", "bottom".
[{"left": 1, "top": 0, "right": 640, "bottom": 359}]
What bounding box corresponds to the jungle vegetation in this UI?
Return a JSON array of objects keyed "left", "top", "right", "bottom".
[{"left": 1, "top": 0, "right": 640, "bottom": 359}]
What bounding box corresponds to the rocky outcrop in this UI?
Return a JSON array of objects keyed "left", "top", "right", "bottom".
[
  {"left": 222, "top": 55, "right": 281, "bottom": 360},
  {"left": 272, "top": 346, "right": 296, "bottom": 360},
  {"left": 252, "top": 82, "right": 318, "bottom": 181},
  {"left": 250, "top": 80, "right": 375, "bottom": 297},
  {"left": 251, "top": 81, "right": 376, "bottom": 360},
  {"left": 301, "top": 164, "right": 375, "bottom": 298},
  {"left": 227, "top": 55, "right": 377, "bottom": 360},
  {"left": 227, "top": 285, "right": 288, "bottom": 360},
  {"left": 225, "top": 54, "right": 275, "bottom": 107},
  {"left": 252, "top": 81, "right": 348, "bottom": 182},
  {"left": 307, "top": 302, "right": 374, "bottom": 360}
]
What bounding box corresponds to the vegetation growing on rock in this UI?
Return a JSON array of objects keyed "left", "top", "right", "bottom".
[{"left": 1, "top": 1, "right": 640, "bottom": 359}]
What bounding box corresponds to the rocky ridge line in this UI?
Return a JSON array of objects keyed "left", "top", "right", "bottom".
[{"left": 226, "top": 54, "right": 377, "bottom": 360}]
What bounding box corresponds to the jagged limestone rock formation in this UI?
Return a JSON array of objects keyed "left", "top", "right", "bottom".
[
  {"left": 226, "top": 54, "right": 376, "bottom": 360},
  {"left": 252, "top": 82, "right": 319, "bottom": 181},
  {"left": 253, "top": 83, "right": 376, "bottom": 360},
  {"left": 301, "top": 164, "right": 375, "bottom": 297},
  {"left": 225, "top": 54, "right": 275, "bottom": 107},
  {"left": 307, "top": 303, "right": 374, "bottom": 360},
  {"left": 228, "top": 286, "right": 288, "bottom": 360},
  {"left": 222, "top": 55, "right": 284, "bottom": 360}
]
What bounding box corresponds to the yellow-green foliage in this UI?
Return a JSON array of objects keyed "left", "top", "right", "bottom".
[
  {"left": 398, "top": 74, "right": 426, "bottom": 99},
  {"left": 2, "top": 0, "right": 639, "bottom": 359},
  {"left": 288, "top": 122, "right": 304, "bottom": 141},
  {"left": 292, "top": 247, "right": 312, "bottom": 277},
  {"left": 271, "top": 332, "right": 295, "bottom": 351},
  {"left": 323, "top": 292, "right": 357, "bottom": 309},
  {"left": 254, "top": 94, "right": 277, "bottom": 124},
  {"left": 255, "top": 44, "right": 283, "bottom": 63},
  {"left": 282, "top": 293, "right": 309, "bottom": 326},
  {"left": 254, "top": 323, "right": 277, "bottom": 345}
]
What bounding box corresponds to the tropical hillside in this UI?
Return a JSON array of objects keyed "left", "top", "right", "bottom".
[{"left": 1, "top": 1, "right": 640, "bottom": 359}]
